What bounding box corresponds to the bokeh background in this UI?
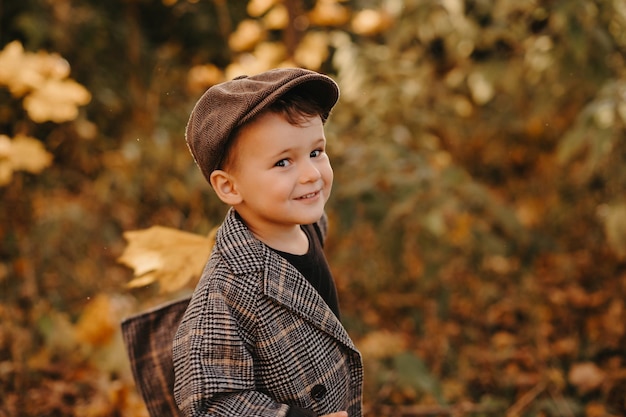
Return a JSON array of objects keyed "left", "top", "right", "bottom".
[{"left": 1, "top": 0, "right": 626, "bottom": 416}]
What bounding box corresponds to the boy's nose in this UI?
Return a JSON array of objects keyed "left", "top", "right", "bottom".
[{"left": 300, "top": 160, "right": 322, "bottom": 183}]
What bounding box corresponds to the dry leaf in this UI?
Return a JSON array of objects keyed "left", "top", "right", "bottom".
[
  {"left": 0, "top": 41, "right": 44, "bottom": 96},
  {"left": 294, "top": 32, "right": 329, "bottom": 70},
  {"left": 351, "top": 9, "right": 392, "bottom": 36},
  {"left": 568, "top": 362, "right": 605, "bottom": 394},
  {"left": 23, "top": 78, "right": 91, "bottom": 123},
  {"left": 0, "top": 41, "right": 71, "bottom": 97},
  {"left": 9, "top": 134, "right": 53, "bottom": 173},
  {"left": 0, "top": 135, "right": 12, "bottom": 185},
  {"left": 74, "top": 294, "right": 120, "bottom": 346},
  {"left": 247, "top": 0, "right": 279, "bottom": 17},
  {"left": 263, "top": 4, "right": 289, "bottom": 30},
  {"left": 0, "top": 160, "right": 11, "bottom": 185},
  {"left": 253, "top": 42, "right": 287, "bottom": 69},
  {"left": 491, "top": 331, "right": 516, "bottom": 350},
  {"left": 187, "top": 64, "right": 223, "bottom": 94},
  {"left": 0, "top": 134, "right": 53, "bottom": 185},
  {"left": 228, "top": 19, "right": 265, "bottom": 52},
  {"left": 357, "top": 330, "right": 407, "bottom": 360},
  {"left": 309, "top": 0, "right": 351, "bottom": 27},
  {"left": 118, "top": 225, "right": 215, "bottom": 293}
]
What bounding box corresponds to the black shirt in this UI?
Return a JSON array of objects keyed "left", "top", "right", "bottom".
[{"left": 271, "top": 223, "right": 340, "bottom": 319}]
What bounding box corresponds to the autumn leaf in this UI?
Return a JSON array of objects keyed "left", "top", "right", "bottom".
[
  {"left": 263, "top": 4, "right": 289, "bottom": 30},
  {"left": 308, "top": 0, "right": 351, "bottom": 27},
  {"left": 23, "top": 78, "right": 91, "bottom": 123},
  {"left": 0, "top": 135, "right": 11, "bottom": 185},
  {"left": 187, "top": 64, "right": 223, "bottom": 94},
  {"left": 118, "top": 225, "right": 216, "bottom": 293},
  {"left": 351, "top": 9, "right": 392, "bottom": 36},
  {"left": 9, "top": 134, "right": 54, "bottom": 173},
  {"left": 0, "top": 40, "right": 71, "bottom": 97},
  {"left": 228, "top": 19, "right": 265, "bottom": 52},
  {"left": 568, "top": 362, "right": 606, "bottom": 394},
  {"left": 253, "top": 42, "right": 287, "bottom": 69},
  {"left": 247, "top": 0, "right": 279, "bottom": 18},
  {"left": 0, "top": 134, "right": 53, "bottom": 186},
  {"left": 74, "top": 294, "right": 121, "bottom": 346},
  {"left": 0, "top": 41, "right": 90, "bottom": 123},
  {"left": 0, "top": 41, "right": 45, "bottom": 96},
  {"left": 294, "top": 32, "right": 329, "bottom": 70},
  {"left": 357, "top": 330, "right": 407, "bottom": 360}
]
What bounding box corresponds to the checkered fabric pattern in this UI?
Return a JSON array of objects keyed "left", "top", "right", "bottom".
[
  {"left": 173, "top": 208, "right": 363, "bottom": 417},
  {"left": 121, "top": 297, "right": 190, "bottom": 417}
]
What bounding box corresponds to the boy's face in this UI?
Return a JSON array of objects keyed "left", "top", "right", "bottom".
[{"left": 222, "top": 112, "right": 333, "bottom": 233}]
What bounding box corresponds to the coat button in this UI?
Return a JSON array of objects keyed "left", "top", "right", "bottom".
[{"left": 310, "top": 384, "right": 327, "bottom": 400}]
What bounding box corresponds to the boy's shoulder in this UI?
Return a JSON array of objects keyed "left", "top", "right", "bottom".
[
  {"left": 198, "top": 209, "right": 329, "bottom": 297},
  {"left": 212, "top": 208, "right": 328, "bottom": 267},
  {"left": 209, "top": 208, "right": 268, "bottom": 275}
]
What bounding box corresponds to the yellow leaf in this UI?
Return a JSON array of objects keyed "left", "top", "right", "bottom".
[
  {"left": 9, "top": 134, "right": 53, "bottom": 173},
  {"left": 118, "top": 225, "right": 215, "bottom": 294},
  {"left": 33, "top": 49, "right": 71, "bottom": 81},
  {"left": 351, "top": 9, "right": 392, "bottom": 36},
  {"left": 126, "top": 274, "right": 159, "bottom": 289},
  {"left": 75, "top": 294, "right": 119, "bottom": 346},
  {"left": 263, "top": 4, "right": 289, "bottom": 30},
  {"left": 0, "top": 135, "right": 11, "bottom": 186},
  {"left": 0, "top": 41, "right": 42, "bottom": 96},
  {"left": 357, "top": 330, "right": 407, "bottom": 360},
  {"left": 23, "top": 78, "right": 91, "bottom": 123},
  {"left": 294, "top": 32, "right": 330, "bottom": 70},
  {"left": 0, "top": 161, "right": 11, "bottom": 186},
  {"left": 228, "top": 19, "right": 265, "bottom": 52},
  {"left": 0, "top": 135, "right": 10, "bottom": 158},
  {"left": 187, "top": 64, "right": 223, "bottom": 94},
  {"left": 309, "top": 0, "right": 351, "bottom": 27},
  {"left": 568, "top": 362, "right": 605, "bottom": 394},
  {"left": 247, "top": 0, "right": 278, "bottom": 17},
  {"left": 491, "top": 331, "right": 516, "bottom": 350},
  {"left": 254, "top": 42, "right": 287, "bottom": 68},
  {"left": 0, "top": 41, "right": 71, "bottom": 97}
]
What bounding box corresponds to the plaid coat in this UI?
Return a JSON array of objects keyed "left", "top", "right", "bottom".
[{"left": 172, "top": 209, "right": 363, "bottom": 417}]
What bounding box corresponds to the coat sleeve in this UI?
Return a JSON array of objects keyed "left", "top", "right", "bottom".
[{"left": 172, "top": 270, "right": 290, "bottom": 417}]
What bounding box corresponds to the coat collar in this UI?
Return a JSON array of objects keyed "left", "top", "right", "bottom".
[{"left": 215, "top": 208, "right": 358, "bottom": 352}]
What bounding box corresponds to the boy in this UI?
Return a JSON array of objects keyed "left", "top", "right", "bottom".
[{"left": 173, "top": 68, "right": 363, "bottom": 417}]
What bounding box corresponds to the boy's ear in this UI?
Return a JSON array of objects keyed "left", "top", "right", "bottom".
[{"left": 210, "top": 170, "right": 242, "bottom": 205}]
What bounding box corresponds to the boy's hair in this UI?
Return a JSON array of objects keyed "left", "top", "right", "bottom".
[
  {"left": 268, "top": 89, "right": 331, "bottom": 125},
  {"left": 185, "top": 68, "right": 339, "bottom": 184},
  {"left": 219, "top": 89, "right": 329, "bottom": 171}
]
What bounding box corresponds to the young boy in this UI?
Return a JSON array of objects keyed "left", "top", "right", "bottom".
[{"left": 173, "top": 68, "right": 363, "bottom": 417}]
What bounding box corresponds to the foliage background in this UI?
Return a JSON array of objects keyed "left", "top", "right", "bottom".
[{"left": 1, "top": 0, "right": 626, "bottom": 416}]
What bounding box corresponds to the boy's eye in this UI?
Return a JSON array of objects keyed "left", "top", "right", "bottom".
[
  {"left": 310, "top": 149, "right": 322, "bottom": 158},
  {"left": 275, "top": 159, "right": 290, "bottom": 167}
]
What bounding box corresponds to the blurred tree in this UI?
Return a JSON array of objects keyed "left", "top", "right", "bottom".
[{"left": 1, "top": 0, "right": 626, "bottom": 416}]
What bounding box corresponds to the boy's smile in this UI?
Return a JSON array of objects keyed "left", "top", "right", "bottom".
[{"left": 213, "top": 111, "right": 333, "bottom": 251}]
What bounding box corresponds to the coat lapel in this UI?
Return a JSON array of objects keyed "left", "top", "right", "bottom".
[
  {"left": 262, "top": 248, "right": 358, "bottom": 353},
  {"left": 216, "top": 208, "right": 358, "bottom": 353}
]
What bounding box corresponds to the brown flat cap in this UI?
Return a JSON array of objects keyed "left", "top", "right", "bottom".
[{"left": 185, "top": 67, "right": 340, "bottom": 183}]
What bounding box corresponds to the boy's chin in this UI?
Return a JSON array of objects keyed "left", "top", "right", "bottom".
[{"left": 297, "top": 211, "right": 325, "bottom": 225}]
